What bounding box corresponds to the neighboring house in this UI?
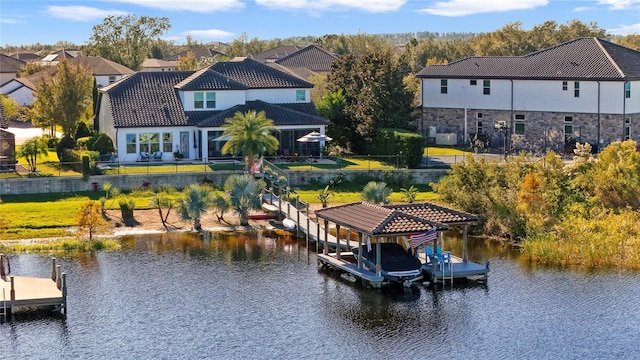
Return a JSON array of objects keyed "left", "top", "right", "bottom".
[
  {"left": 141, "top": 58, "right": 179, "bottom": 72},
  {"left": 417, "top": 37, "right": 640, "bottom": 153},
  {"left": 165, "top": 48, "right": 225, "bottom": 62},
  {"left": 8, "top": 51, "right": 41, "bottom": 62},
  {"left": 0, "top": 56, "right": 134, "bottom": 106},
  {"left": 0, "top": 54, "right": 25, "bottom": 86},
  {"left": 39, "top": 49, "right": 81, "bottom": 66},
  {"left": 249, "top": 45, "right": 301, "bottom": 63},
  {"left": 274, "top": 45, "right": 338, "bottom": 73},
  {"left": 96, "top": 57, "right": 329, "bottom": 162}
]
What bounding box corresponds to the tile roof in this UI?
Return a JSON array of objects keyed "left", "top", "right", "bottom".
[
  {"left": 249, "top": 46, "right": 301, "bottom": 63},
  {"left": 165, "top": 48, "right": 225, "bottom": 61},
  {"left": 275, "top": 45, "right": 338, "bottom": 72},
  {"left": 266, "top": 63, "right": 317, "bottom": 80},
  {"left": 417, "top": 37, "right": 640, "bottom": 81},
  {"left": 8, "top": 51, "right": 41, "bottom": 62},
  {"left": 175, "top": 67, "right": 247, "bottom": 90},
  {"left": 69, "top": 56, "right": 135, "bottom": 76},
  {"left": 315, "top": 202, "right": 448, "bottom": 236},
  {"left": 103, "top": 71, "right": 193, "bottom": 128},
  {"left": 0, "top": 54, "right": 25, "bottom": 73},
  {"left": 142, "top": 58, "right": 178, "bottom": 68},
  {"left": 209, "top": 57, "right": 313, "bottom": 88},
  {"left": 383, "top": 203, "right": 478, "bottom": 225},
  {"left": 191, "top": 100, "right": 328, "bottom": 127}
]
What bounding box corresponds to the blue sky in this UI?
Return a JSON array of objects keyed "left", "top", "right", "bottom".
[{"left": 1, "top": 0, "right": 639, "bottom": 47}]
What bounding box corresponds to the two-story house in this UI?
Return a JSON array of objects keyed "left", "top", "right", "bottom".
[
  {"left": 96, "top": 57, "right": 329, "bottom": 162},
  {"left": 417, "top": 38, "right": 639, "bottom": 153}
]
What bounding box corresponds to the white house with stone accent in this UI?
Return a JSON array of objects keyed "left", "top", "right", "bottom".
[
  {"left": 96, "top": 57, "right": 329, "bottom": 162},
  {"left": 417, "top": 38, "right": 639, "bottom": 153}
]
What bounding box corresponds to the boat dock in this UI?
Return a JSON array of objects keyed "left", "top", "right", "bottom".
[
  {"left": 1, "top": 256, "right": 67, "bottom": 318},
  {"left": 265, "top": 190, "right": 489, "bottom": 288}
]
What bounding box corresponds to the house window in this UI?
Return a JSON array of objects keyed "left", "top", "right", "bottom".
[
  {"left": 194, "top": 92, "right": 204, "bottom": 109},
  {"left": 483, "top": 80, "right": 490, "bottom": 95},
  {"left": 109, "top": 76, "right": 117, "bottom": 84},
  {"left": 139, "top": 133, "right": 160, "bottom": 153},
  {"left": 562, "top": 81, "right": 568, "bottom": 91},
  {"left": 296, "top": 90, "right": 306, "bottom": 101},
  {"left": 440, "top": 79, "right": 448, "bottom": 94},
  {"left": 476, "top": 121, "right": 483, "bottom": 133},
  {"left": 476, "top": 113, "right": 483, "bottom": 119},
  {"left": 163, "top": 133, "right": 173, "bottom": 153},
  {"left": 625, "top": 82, "right": 631, "bottom": 98},
  {"left": 564, "top": 125, "right": 574, "bottom": 140},
  {"left": 574, "top": 82, "right": 580, "bottom": 97},
  {"left": 206, "top": 92, "right": 216, "bottom": 108},
  {"left": 126, "top": 134, "right": 136, "bottom": 154},
  {"left": 565, "top": 116, "right": 573, "bottom": 122},
  {"left": 625, "top": 118, "right": 631, "bottom": 140},
  {"left": 470, "top": 80, "right": 477, "bottom": 86},
  {"left": 514, "top": 114, "right": 525, "bottom": 134}
]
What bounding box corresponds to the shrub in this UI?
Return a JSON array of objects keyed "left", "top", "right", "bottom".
[
  {"left": 91, "top": 133, "right": 115, "bottom": 155},
  {"left": 118, "top": 197, "right": 136, "bottom": 225},
  {"left": 371, "top": 128, "right": 425, "bottom": 168},
  {"left": 74, "top": 121, "right": 92, "bottom": 139}
]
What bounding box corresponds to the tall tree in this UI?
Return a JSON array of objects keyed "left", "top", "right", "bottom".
[
  {"left": 30, "top": 59, "right": 93, "bottom": 137},
  {"left": 77, "top": 200, "right": 107, "bottom": 241},
  {"left": 221, "top": 110, "right": 279, "bottom": 170},
  {"left": 87, "top": 15, "right": 171, "bottom": 70},
  {"left": 326, "top": 49, "right": 415, "bottom": 153}
]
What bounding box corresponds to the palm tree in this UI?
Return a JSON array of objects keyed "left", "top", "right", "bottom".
[
  {"left": 178, "top": 184, "right": 213, "bottom": 231},
  {"left": 221, "top": 110, "right": 279, "bottom": 170},
  {"left": 17, "top": 136, "right": 48, "bottom": 173},
  {"left": 362, "top": 181, "right": 391, "bottom": 205},
  {"left": 225, "top": 174, "right": 264, "bottom": 226},
  {"left": 211, "top": 193, "right": 230, "bottom": 223}
]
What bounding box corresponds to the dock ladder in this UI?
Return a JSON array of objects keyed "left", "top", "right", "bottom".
[
  {"left": 441, "top": 254, "right": 453, "bottom": 286},
  {"left": 1, "top": 288, "right": 6, "bottom": 320}
]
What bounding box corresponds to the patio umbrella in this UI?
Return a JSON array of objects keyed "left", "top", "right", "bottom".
[{"left": 296, "top": 131, "right": 332, "bottom": 158}]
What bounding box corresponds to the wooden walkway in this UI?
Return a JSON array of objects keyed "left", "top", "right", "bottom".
[{"left": 1, "top": 257, "right": 67, "bottom": 317}]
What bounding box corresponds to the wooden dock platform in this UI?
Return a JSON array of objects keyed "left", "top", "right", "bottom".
[{"left": 1, "top": 256, "right": 67, "bottom": 317}]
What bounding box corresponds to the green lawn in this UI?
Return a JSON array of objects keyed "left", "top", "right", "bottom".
[{"left": 423, "top": 146, "right": 472, "bottom": 156}]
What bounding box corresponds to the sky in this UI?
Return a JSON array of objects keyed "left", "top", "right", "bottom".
[{"left": 1, "top": 0, "right": 639, "bottom": 47}]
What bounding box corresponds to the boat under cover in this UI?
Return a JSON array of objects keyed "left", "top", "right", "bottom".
[{"left": 353, "top": 243, "right": 423, "bottom": 284}]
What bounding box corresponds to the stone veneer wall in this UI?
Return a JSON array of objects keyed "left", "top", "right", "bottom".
[
  {"left": 419, "top": 108, "right": 639, "bottom": 153},
  {"left": 0, "top": 169, "right": 448, "bottom": 195}
]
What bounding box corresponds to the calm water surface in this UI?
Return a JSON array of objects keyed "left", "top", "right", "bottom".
[{"left": 2, "top": 231, "right": 639, "bottom": 360}]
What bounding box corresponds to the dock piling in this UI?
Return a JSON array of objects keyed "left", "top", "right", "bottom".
[{"left": 51, "top": 258, "right": 57, "bottom": 281}]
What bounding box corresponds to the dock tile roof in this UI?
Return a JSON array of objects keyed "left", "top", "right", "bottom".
[
  {"left": 275, "top": 45, "right": 338, "bottom": 72},
  {"left": 417, "top": 37, "right": 640, "bottom": 81},
  {"left": 103, "top": 71, "right": 193, "bottom": 128},
  {"left": 315, "top": 202, "right": 448, "bottom": 236},
  {"left": 383, "top": 203, "right": 478, "bottom": 225},
  {"left": 192, "top": 100, "right": 328, "bottom": 127},
  {"left": 208, "top": 57, "right": 313, "bottom": 88}
]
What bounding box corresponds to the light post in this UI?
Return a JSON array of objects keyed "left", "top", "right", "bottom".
[{"left": 495, "top": 121, "right": 508, "bottom": 161}]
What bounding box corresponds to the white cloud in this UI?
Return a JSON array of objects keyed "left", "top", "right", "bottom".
[
  {"left": 255, "top": 0, "right": 406, "bottom": 13},
  {"left": 419, "top": 0, "right": 549, "bottom": 17},
  {"left": 47, "top": 6, "right": 128, "bottom": 21},
  {"left": 607, "top": 22, "right": 640, "bottom": 35},
  {"left": 597, "top": 0, "right": 640, "bottom": 10},
  {"left": 0, "top": 17, "right": 23, "bottom": 24},
  {"left": 184, "top": 29, "right": 236, "bottom": 39},
  {"left": 572, "top": 6, "right": 596, "bottom": 12},
  {"left": 104, "top": 0, "right": 243, "bottom": 13}
]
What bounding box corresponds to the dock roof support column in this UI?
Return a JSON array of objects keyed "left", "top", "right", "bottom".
[
  {"left": 463, "top": 225, "right": 468, "bottom": 262},
  {"left": 323, "top": 219, "right": 329, "bottom": 255},
  {"left": 336, "top": 224, "right": 341, "bottom": 260},
  {"left": 357, "top": 233, "right": 363, "bottom": 269},
  {"left": 376, "top": 238, "right": 381, "bottom": 276}
]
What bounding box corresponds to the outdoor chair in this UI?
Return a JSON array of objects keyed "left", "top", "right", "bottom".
[{"left": 436, "top": 245, "right": 452, "bottom": 271}]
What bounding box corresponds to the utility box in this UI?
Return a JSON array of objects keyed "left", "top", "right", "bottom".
[{"left": 435, "top": 133, "right": 457, "bottom": 146}]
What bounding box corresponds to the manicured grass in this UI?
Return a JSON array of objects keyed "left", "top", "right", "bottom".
[
  {"left": 0, "top": 239, "right": 121, "bottom": 252},
  {"left": 423, "top": 146, "right": 472, "bottom": 156}
]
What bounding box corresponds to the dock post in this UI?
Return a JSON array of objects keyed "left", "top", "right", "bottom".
[
  {"left": 62, "top": 273, "right": 67, "bottom": 315},
  {"left": 462, "top": 225, "right": 469, "bottom": 262},
  {"left": 295, "top": 195, "right": 300, "bottom": 237},
  {"left": 336, "top": 224, "right": 341, "bottom": 260},
  {"left": 357, "top": 233, "right": 363, "bottom": 269},
  {"left": 277, "top": 186, "right": 283, "bottom": 221},
  {"left": 56, "top": 265, "right": 62, "bottom": 289},
  {"left": 10, "top": 276, "right": 15, "bottom": 314},
  {"left": 51, "top": 258, "right": 57, "bottom": 281},
  {"left": 323, "top": 219, "right": 329, "bottom": 255},
  {"left": 316, "top": 221, "right": 320, "bottom": 254}
]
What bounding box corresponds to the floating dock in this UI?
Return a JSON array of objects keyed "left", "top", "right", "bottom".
[{"left": 1, "top": 256, "right": 67, "bottom": 318}]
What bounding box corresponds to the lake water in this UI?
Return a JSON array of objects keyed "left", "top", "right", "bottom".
[{"left": 2, "top": 231, "right": 639, "bottom": 360}]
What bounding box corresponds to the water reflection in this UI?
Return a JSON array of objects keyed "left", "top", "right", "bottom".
[{"left": 2, "top": 232, "right": 640, "bottom": 360}]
